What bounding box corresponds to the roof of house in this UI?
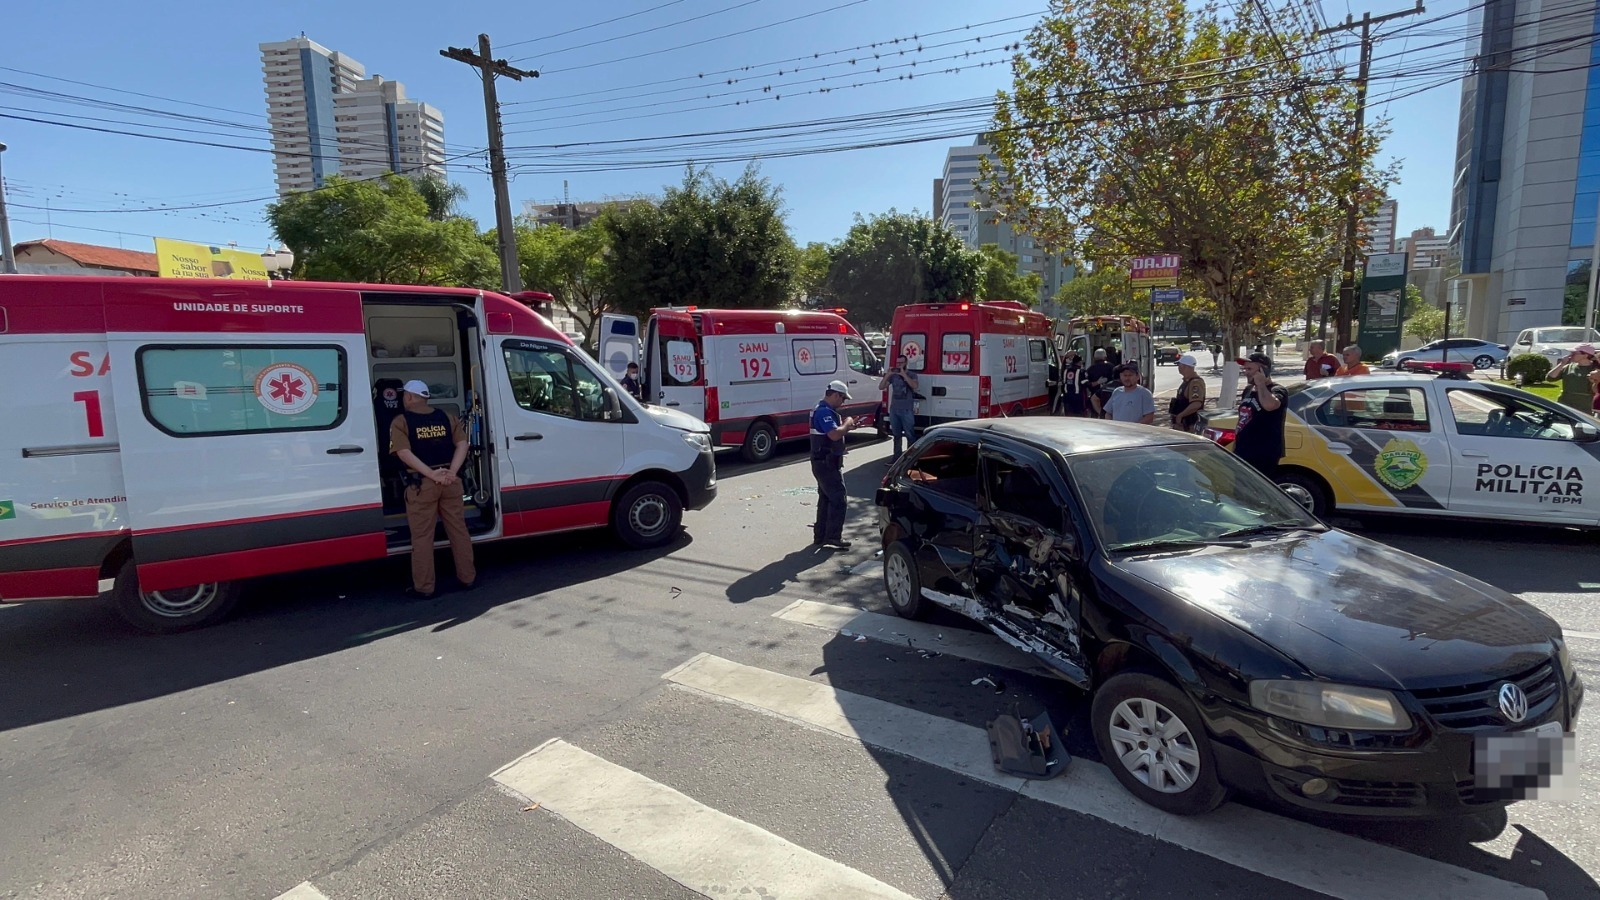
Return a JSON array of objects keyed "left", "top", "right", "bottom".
[{"left": 16, "top": 239, "right": 159, "bottom": 273}]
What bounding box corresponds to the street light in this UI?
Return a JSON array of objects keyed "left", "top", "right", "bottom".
[
  {"left": 0, "top": 142, "right": 16, "bottom": 275},
  {"left": 261, "top": 245, "right": 295, "bottom": 279}
]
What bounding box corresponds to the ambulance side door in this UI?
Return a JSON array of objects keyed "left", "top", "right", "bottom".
[
  {"left": 105, "top": 285, "right": 385, "bottom": 593},
  {"left": 1124, "top": 330, "right": 1154, "bottom": 388},
  {"left": 646, "top": 311, "right": 705, "bottom": 421},
  {"left": 597, "top": 314, "right": 640, "bottom": 380},
  {"left": 1440, "top": 385, "right": 1600, "bottom": 524}
]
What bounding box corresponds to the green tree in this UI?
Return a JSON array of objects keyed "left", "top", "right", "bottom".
[
  {"left": 514, "top": 219, "right": 617, "bottom": 344},
  {"left": 267, "top": 175, "right": 497, "bottom": 286},
  {"left": 602, "top": 166, "right": 797, "bottom": 309},
  {"left": 412, "top": 174, "right": 468, "bottom": 221},
  {"left": 825, "top": 212, "right": 982, "bottom": 325},
  {"left": 1054, "top": 266, "right": 1146, "bottom": 318},
  {"left": 1404, "top": 304, "right": 1446, "bottom": 343},
  {"left": 795, "top": 241, "right": 835, "bottom": 306},
  {"left": 984, "top": 0, "right": 1389, "bottom": 371},
  {"left": 975, "top": 244, "right": 1043, "bottom": 305}
]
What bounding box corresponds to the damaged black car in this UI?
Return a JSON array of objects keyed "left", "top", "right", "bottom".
[{"left": 875, "top": 418, "right": 1582, "bottom": 823}]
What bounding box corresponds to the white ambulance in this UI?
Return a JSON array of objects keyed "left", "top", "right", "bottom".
[
  {"left": 888, "top": 301, "right": 1056, "bottom": 428},
  {"left": 599, "top": 307, "right": 883, "bottom": 462},
  {"left": 0, "top": 276, "right": 717, "bottom": 632}
]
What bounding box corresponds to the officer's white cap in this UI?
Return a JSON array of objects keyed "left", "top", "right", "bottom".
[
  {"left": 402, "top": 379, "right": 430, "bottom": 397},
  {"left": 826, "top": 379, "right": 853, "bottom": 399},
  {"left": 1178, "top": 354, "right": 1198, "bottom": 367}
]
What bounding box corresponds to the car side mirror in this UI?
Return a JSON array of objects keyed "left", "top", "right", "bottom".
[
  {"left": 867, "top": 364, "right": 884, "bottom": 377},
  {"left": 603, "top": 387, "right": 623, "bottom": 421},
  {"left": 1575, "top": 422, "right": 1599, "bottom": 443}
]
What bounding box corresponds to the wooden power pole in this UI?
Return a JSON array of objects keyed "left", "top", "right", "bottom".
[
  {"left": 1317, "top": 2, "right": 1424, "bottom": 348},
  {"left": 442, "top": 34, "right": 537, "bottom": 294}
]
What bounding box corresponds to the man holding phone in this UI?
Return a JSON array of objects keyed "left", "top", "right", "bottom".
[
  {"left": 809, "top": 380, "right": 861, "bottom": 550},
  {"left": 878, "top": 360, "right": 919, "bottom": 459},
  {"left": 1233, "top": 352, "right": 1289, "bottom": 477}
]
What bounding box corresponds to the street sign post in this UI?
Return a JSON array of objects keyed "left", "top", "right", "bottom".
[
  {"left": 1358, "top": 252, "right": 1408, "bottom": 358},
  {"left": 1151, "top": 288, "right": 1184, "bottom": 304}
]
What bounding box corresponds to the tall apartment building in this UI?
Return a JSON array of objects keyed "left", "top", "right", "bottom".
[
  {"left": 261, "top": 36, "right": 446, "bottom": 197},
  {"left": 1448, "top": 0, "right": 1600, "bottom": 340},
  {"left": 334, "top": 76, "right": 445, "bottom": 183},
  {"left": 1400, "top": 226, "right": 1451, "bottom": 270},
  {"left": 936, "top": 135, "right": 1072, "bottom": 305},
  {"left": 1361, "top": 198, "right": 1399, "bottom": 255}
]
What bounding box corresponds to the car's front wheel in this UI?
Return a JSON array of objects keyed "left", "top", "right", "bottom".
[
  {"left": 1277, "top": 470, "right": 1330, "bottom": 519},
  {"left": 1092, "top": 671, "right": 1227, "bottom": 815},
  {"left": 882, "top": 541, "right": 923, "bottom": 619},
  {"left": 612, "top": 480, "right": 683, "bottom": 549}
]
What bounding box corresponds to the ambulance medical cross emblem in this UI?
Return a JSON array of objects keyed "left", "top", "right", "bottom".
[{"left": 254, "top": 363, "right": 320, "bottom": 416}]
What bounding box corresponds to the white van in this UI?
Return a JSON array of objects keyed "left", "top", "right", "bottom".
[
  {"left": 0, "top": 276, "right": 717, "bottom": 632},
  {"left": 601, "top": 308, "right": 882, "bottom": 462}
]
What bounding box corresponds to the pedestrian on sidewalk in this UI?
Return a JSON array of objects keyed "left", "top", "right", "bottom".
[
  {"left": 809, "top": 379, "right": 860, "bottom": 550},
  {"left": 1303, "top": 341, "right": 1341, "bottom": 380},
  {"left": 1209, "top": 343, "right": 1221, "bottom": 370},
  {"left": 390, "top": 380, "right": 476, "bottom": 598},
  {"left": 1336, "top": 345, "right": 1370, "bottom": 376},
  {"left": 1169, "top": 354, "right": 1206, "bottom": 432},
  {"left": 1233, "top": 353, "right": 1289, "bottom": 478},
  {"left": 1058, "top": 351, "right": 1087, "bottom": 416},
  {"left": 878, "top": 360, "right": 918, "bottom": 460},
  {"left": 1549, "top": 344, "right": 1600, "bottom": 410},
  {"left": 1105, "top": 365, "right": 1156, "bottom": 425}
]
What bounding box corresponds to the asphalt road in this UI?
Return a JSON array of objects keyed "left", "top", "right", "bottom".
[{"left": 2, "top": 431, "right": 1597, "bottom": 900}]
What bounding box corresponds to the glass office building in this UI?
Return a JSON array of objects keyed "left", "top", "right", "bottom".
[{"left": 1448, "top": 0, "right": 1600, "bottom": 340}]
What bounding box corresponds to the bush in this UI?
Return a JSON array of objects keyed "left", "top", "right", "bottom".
[{"left": 1505, "top": 353, "right": 1552, "bottom": 383}]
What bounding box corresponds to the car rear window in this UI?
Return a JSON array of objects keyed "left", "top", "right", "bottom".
[{"left": 904, "top": 439, "right": 979, "bottom": 500}]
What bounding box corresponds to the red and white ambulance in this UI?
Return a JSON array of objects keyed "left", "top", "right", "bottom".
[
  {"left": 600, "top": 307, "right": 883, "bottom": 462},
  {"left": 888, "top": 301, "right": 1056, "bottom": 427},
  {"left": 0, "top": 276, "right": 717, "bottom": 632}
]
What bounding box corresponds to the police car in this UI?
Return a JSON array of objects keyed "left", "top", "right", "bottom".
[{"left": 1199, "top": 373, "right": 1600, "bottom": 525}]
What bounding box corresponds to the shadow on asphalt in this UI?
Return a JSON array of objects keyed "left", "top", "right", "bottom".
[
  {"left": 1337, "top": 513, "right": 1600, "bottom": 595},
  {"left": 0, "top": 530, "right": 689, "bottom": 733}
]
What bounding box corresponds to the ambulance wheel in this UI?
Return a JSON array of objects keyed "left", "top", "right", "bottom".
[
  {"left": 613, "top": 480, "right": 683, "bottom": 549},
  {"left": 741, "top": 422, "right": 777, "bottom": 463},
  {"left": 111, "top": 560, "right": 241, "bottom": 634},
  {"left": 1276, "top": 470, "right": 1330, "bottom": 520}
]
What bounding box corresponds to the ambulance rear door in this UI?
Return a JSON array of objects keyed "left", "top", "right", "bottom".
[
  {"left": 1124, "top": 330, "right": 1154, "bottom": 388},
  {"left": 646, "top": 309, "right": 705, "bottom": 421},
  {"left": 598, "top": 313, "right": 640, "bottom": 380},
  {"left": 104, "top": 282, "right": 387, "bottom": 593}
]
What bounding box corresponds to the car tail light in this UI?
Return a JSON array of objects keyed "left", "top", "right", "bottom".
[
  {"left": 1204, "top": 427, "right": 1235, "bottom": 446},
  {"left": 704, "top": 387, "right": 719, "bottom": 423}
]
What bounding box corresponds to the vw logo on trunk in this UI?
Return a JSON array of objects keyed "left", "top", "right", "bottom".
[{"left": 1497, "top": 682, "right": 1529, "bottom": 724}]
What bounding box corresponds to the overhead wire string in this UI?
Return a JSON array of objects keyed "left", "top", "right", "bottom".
[
  {"left": 512, "top": 0, "right": 773, "bottom": 61},
  {"left": 501, "top": 11, "right": 1046, "bottom": 108},
  {"left": 498, "top": 0, "right": 696, "bottom": 49}
]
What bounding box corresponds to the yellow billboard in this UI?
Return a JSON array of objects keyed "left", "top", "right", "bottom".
[{"left": 154, "top": 238, "right": 270, "bottom": 280}]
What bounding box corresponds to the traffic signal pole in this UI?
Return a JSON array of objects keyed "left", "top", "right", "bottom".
[{"left": 442, "top": 35, "right": 538, "bottom": 294}]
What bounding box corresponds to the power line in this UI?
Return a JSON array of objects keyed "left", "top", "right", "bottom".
[
  {"left": 514, "top": 0, "right": 772, "bottom": 61},
  {"left": 499, "top": 0, "right": 695, "bottom": 49}
]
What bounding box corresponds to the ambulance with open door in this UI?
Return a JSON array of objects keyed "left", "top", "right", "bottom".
[
  {"left": 1059, "top": 315, "right": 1155, "bottom": 389},
  {"left": 599, "top": 308, "right": 883, "bottom": 462},
  {"left": 888, "top": 301, "right": 1055, "bottom": 428},
  {"left": 0, "top": 276, "right": 717, "bottom": 632}
]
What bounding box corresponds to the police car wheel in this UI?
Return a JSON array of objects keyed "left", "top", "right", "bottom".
[
  {"left": 111, "top": 560, "right": 242, "bottom": 634},
  {"left": 613, "top": 480, "right": 683, "bottom": 549},
  {"left": 1276, "top": 471, "right": 1330, "bottom": 520},
  {"left": 741, "top": 422, "right": 777, "bottom": 463}
]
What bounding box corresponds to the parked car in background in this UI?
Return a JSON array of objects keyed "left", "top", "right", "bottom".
[
  {"left": 1380, "top": 338, "right": 1509, "bottom": 371},
  {"left": 1156, "top": 345, "right": 1184, "bottom": 365},
  {"left": 864, "top": 331, "right": 889, "bottom": 357},
  {"left": 1509, "top": 327, "right": 1600, "bottom": 364},
  {"left": 875, "top": 418, "right": 1579, "bottom": 826}
]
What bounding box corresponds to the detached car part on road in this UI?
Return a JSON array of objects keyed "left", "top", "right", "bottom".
[{"left": 876, "top": 419, "right": 1581, "bottom": 823}]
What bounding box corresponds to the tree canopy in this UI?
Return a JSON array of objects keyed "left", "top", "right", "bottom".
[
  {"left": 825, "top": 212, "right": 982, "bottom": 325},
  {"left": 602, "top": 166, "right": 796, "bottom": 309},
  {"left": 266, "top": 174, "right": 497, "bottom": 287},
  {"left": 985, "top": 0, "right": 1391, "bottom": 372},
  {"left": 1055, "top": 267, "right": 1146, "bottom": 318},
  {"left": 975, "top": 244, "right": 1043, "bottom": 305},
  {"left": 514, "top": 219, "right": 617, "bottom": 344}
]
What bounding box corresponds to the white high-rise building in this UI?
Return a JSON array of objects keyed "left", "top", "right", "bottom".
[
  {"left": 1362, "top": 198, "right": 1399, "bottom": 255},
  {"left": 938, "top": 137, "right": 997, "bottom": 245},
  {"left": 334, "top": 76, "right": 446, "bottom": 184},
  {"left": 936, "top": 135, "right": 1072, "bottom": 306},
  {"left": 261, "top": 36, "right": 446, "bottom": 197}
]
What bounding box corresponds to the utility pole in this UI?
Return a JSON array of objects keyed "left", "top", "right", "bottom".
[
  {"left": 1317, "top": 2, "right": 1424, "bottom": 349},
  {"left": 0, "top": 142, "right": 16, "bottom": 275},
  {"left": 442, "top": 35, "right": 537, "bottom": 294}
]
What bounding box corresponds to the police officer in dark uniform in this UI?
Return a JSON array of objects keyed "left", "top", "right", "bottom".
[
  {"left": 389, "top": 380, "right": 476, "bottom": 598},
  {"left": 809, "top": 379, "right": 860, "bottom": 550}
]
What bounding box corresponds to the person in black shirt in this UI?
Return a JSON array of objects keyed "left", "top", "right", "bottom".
[
  {"left": 1085, "top": 349, "right": 1116, "bottom": 418},
  {"left": 1232, "top": 352, "right": 1289, "bottom": 477},
  {"left": 390, "top": 380, "right": 476, "bottom": 598},
  {"left": 1057, "top": 351, "right": 1086, "bottom": 416},
  {"left": 620, "top": 362, "right": 644, "bottom": 402}
]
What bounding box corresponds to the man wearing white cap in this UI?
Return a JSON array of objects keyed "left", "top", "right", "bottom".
[
  {"left": 1169, "top": 354, "right": 1207, "bottom": 431},
  {"left": 809, "top": 379, "right": 861, "bottom": 550},
  {"left": 389, "top": 380, "right": 476, "bottom": 598}
]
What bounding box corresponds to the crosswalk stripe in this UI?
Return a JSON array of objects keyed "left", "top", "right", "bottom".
[
  {"left": 272, "top": 883, "right": 331, "bottom": 900},
  {"left": 663, "top": 652, "right": 1543, "bottom": 900},
  {"left": 491, "top": 738, "right": 917, "bottom": 900},
  {"left": 772, "top": 598, "right": 1050, "bottom": 673}
]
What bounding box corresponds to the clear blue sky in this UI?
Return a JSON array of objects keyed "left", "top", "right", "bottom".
[{"left": 1, "top": 0, "right": 1468, "bottom": 256}]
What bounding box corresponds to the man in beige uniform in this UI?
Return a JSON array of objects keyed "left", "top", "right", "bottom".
[{"left": 389, "top": 379, "right": 476, "bottom": 597}]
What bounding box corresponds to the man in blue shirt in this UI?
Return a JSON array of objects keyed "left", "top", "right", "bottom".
[
  {"left": 810, "top": 379, "right": 860, "bottom": 550},
  {"left": 877, "top": 360, "right": 919, "bottom": 460}
]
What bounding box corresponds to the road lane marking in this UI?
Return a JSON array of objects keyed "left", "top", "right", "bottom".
[
  {"left": 1563, "top": 630, "right": 1600, "bottom": 642},
  {"left": 772, "top": 599, "right": 1051, "bottom": 673},
  {"left": 664, "top": 653, "right": 1543, "bottom": 900},
  {"left": 272, "top": 884, "right": 332, "bottom": 900},
  {"left": 492, "top": 738, "right": 915, "bottom": 900}
]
